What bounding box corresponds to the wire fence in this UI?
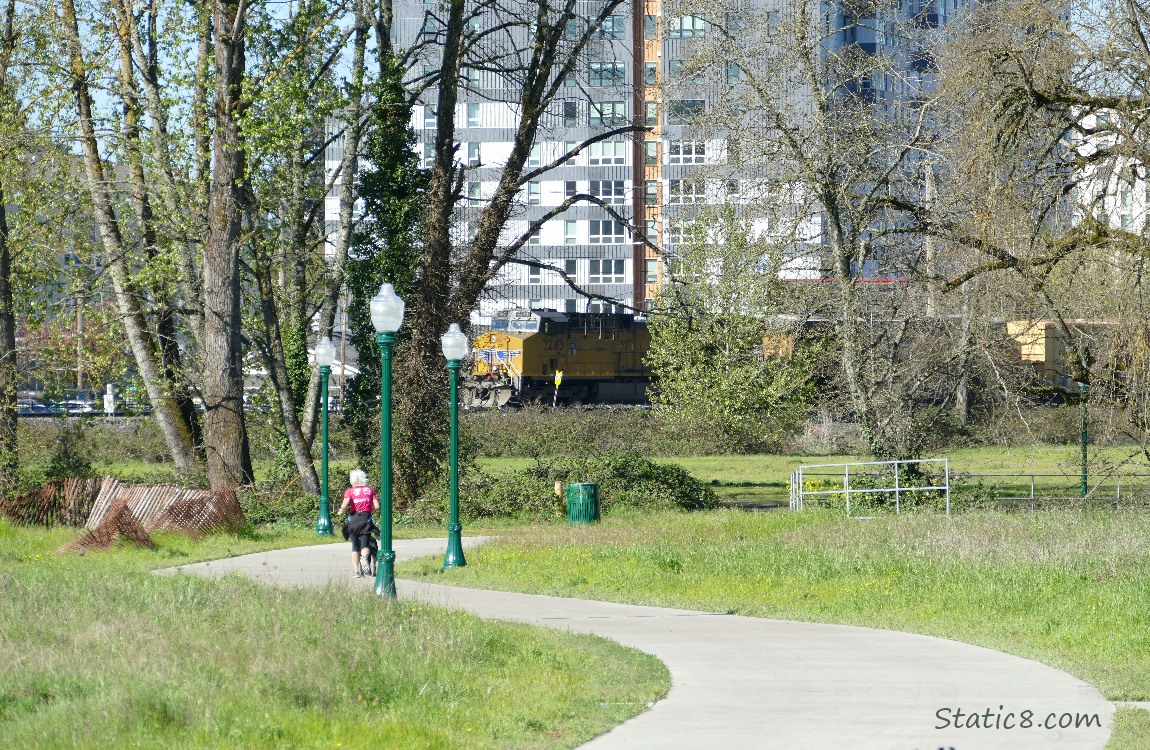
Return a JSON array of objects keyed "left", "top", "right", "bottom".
[{"left": 789, "top": 460, "right": 1150, "bottom": 516}]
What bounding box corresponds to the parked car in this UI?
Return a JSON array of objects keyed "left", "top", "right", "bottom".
[
  {"left": 51, "top": 400, "right": 97, "bottom": 416},
  {"left": 17, "top": 400, "right": 66, "bottom": 416}
]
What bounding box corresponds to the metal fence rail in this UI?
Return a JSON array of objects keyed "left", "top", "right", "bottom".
[
  {"left": 789, "top": 464, "right": 1150, "bottom": 515},
  {"left": 790, "top": 459, "right": 951, "bottom": 518},
  {"left": 949, "top": 472, "right": 1150, "bottom": 510}
]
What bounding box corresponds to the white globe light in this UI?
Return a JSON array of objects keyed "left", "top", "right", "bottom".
[
  {"left": 440, "top": 323, "right": 469, "bottom": 361},
  {"left": 314, "top": 336, "right": 336, "bottom": 367},
  {"left": 369, "top": 283, "right": 405, "bottom": 333}
]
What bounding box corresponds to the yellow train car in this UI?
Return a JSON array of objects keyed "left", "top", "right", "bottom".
[
  {"left": 1005, "top": 319, "right": 1119, "bottom": 395},
  {"left": 464, "top": 309, "right": 652, "bottom": 407}
]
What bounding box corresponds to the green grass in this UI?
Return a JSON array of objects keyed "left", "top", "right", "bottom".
[
  {"left": 401, "top": 510, "right": 1150, "bottom": 715},
  {"left": 0, "top": 521, "right": 667, "bottom": 749},
  {"left": 1110, "top": 707, "right": 1150, "bottom": 749},
  {"left": 479, "top": 446, "right": 1150, "bottom": 506}
]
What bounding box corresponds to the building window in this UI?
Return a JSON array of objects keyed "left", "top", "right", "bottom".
[
  {"left": 668, "top": 100, "right": 705, "bottom": 125},
  {"left": 565, "top": 298, "right": 577, "bottom": 313},
  {"left": 420, "top": 17, "right": 442, "bottom": 42},
  {"left": 564, "top": 259, "right": 577, "bottom": 276},
  {"left": 564, "top": 220, "right": 578, "bottom": 245},
  {"left": 467, "top": 181, "right": 482, "bottom": 204},
  {"left": 422, "top": 142, "right": 435, "bottom": 168},
  {"left": 644, "top": 219, "right": 657, "bottom": 242},
  {"left": 589, "top": 62, "right": 626, "bottom": 86},
  {"left": 590, "top": 101, "right": 627, "bottom": 126},
  {"left": 467, "top": 142, "right": 481, "bottom": 167},
  {"left": 668, "top": 140, "right": 706, "bottom": 164},
  {"left": 644, "top": 62, "right": 657, "bottom": 86},
  {"left": 528, "top": 144, "right": 541, "bottom": 167},
  {"left": 590, "top": 219, "right": 626, "bottom": 244},
  {"left": 589, "top": 259, "right": 625, "bottom": 284},
  {"left": 563, "top": 100, "right": 578, "bottom": 127},
  {"left": 668, "top": 60, "right": 705, "bottom": 84},
  {"left": 528, "top": 227, "right": 541, "bottom": 245},
  {"left": 669, "top": 16, "right": 707, "bottom": 38},
  {"left": 669, "top": 180, "right": 705, "bottom": 204},
  {"left": 644, "top": 180, "right": 658, "bottom": 205},
  {"left": 644, "top": 15, "right": 657, "bottom": 40},
  {"left": 596, "top": 15, "right": 626, "bottom": 39},
  {"left": 565, "top": 180, "right": 577, "bottom": 199},
  {"left": 645, "top": 258, "right": 659, "bottom": 284},
  {"left": 644, "top": 101, "right": 658, "bottom": 127},
  {"left": 726, "top": 179, "right": 740, "bottom": 200},
  {"left": 644, "top": 141, "right": 658, "bottom": 165},
  {"left": 726, "top": 62, "right": 741, "bottom": 84},
  {"left": 529, "top": 298, "right": 542, "bottom": 309},
  {"left": 589, "top": 140, "right": 626, "bottom": 165},
  {"left": 529, "top": 264, "right": 541, "bottom": 284},
  {"left": 467, "top": 103, "right": 480, "bottom": 127},
  {"left": 668, "top": 219, "right": 695, "bottom": 244},
  {"left": 424, "top": 105, "right": 437, "bottom": 128},
  {"left": 528, "top": 181, "right": 541, "bottom": 205},
  {"left": 590, "top": 180, "right": 627, "bottom": 204}
]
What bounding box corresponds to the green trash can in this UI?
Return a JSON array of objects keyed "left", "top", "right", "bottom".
[{"left": 566, "top": 483, "right": 600, "bottom": 524}]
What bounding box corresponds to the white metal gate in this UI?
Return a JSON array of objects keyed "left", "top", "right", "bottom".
[{"left": 789, "top": 458, "right": 951, "bottom": 517}]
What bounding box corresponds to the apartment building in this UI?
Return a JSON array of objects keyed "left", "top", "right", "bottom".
[{"left": 326, "top": 0, "right": 970, "bottom": 324}]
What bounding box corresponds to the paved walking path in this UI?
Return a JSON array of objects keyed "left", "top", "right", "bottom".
[{"left": 163, "top": 539, "right": 1114, "bottom": 750}]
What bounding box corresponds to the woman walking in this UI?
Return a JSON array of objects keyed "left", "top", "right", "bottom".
[{"left": 337, "top": 469, "right": 380, "bottom": 578}]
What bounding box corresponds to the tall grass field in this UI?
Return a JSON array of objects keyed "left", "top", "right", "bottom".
[{"left": 0, "top": 522, "right": 667, "bottom": 749}]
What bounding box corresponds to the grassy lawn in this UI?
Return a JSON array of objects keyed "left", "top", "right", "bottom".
[
  {"left": 401, "top": 508, "right": 1150, "bottom": 747},
  {"left": 478, "top": 446, "right": 1150, "bottom": 506},
  {"left": 0, "top": 521, "right": 667, "bottom": 749}
]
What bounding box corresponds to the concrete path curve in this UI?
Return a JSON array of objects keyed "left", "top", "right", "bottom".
[{"left": 163, "top": 539, "right": 1113, "bottom": 750}]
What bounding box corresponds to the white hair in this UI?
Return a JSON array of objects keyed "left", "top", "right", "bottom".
[{"left": 349, "top": 469, "right": 368, "bottom": 487}]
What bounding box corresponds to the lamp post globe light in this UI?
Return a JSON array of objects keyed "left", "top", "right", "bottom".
[
  {"left": 314, "top": 336, "right": 337, "bottom": 536},
  {"left": 370, "top": 283, "right": 404, "bottom": 598},
  {"left": 440, "top": 323, "right": 469, "bottom": 570}
]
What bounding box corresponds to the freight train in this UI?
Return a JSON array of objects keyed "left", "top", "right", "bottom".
[{"left": 463, "top": 309, "right": 653, "bottom": 407}]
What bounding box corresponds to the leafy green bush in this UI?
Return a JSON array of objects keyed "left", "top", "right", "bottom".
[
  {"left": 463, "top": 406, "right": 743, "bottom": 458},
  {"left": 406, "top": 453, "right": 716, "bottom": 524},
  {"left": 45, "top": 420, "right": 94, "bottom": 480},
  {"left": 237, "top": 488, "right": 320, "bottom": 527}
]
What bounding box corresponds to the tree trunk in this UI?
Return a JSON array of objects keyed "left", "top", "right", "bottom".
[
  {"left": 0, "top": 0, "right": 18, "bottom": 494},
  {"left": 301, "top": 0, "right": 370, "bottom": 442},
  {"left": 112, "top": 4, "right": 202, "bottom": 454},
  {"left": 201, "top": 0, "right": 254, "bottom": 489},
  {"left": 0, "top": 180, "right": 14, "bottom": 495},
  {"left": 60, "top": 0, "right": 200, "bottom": 474},
  {"left": 255, "top": 258, "right": 320, "bottom": 494}
]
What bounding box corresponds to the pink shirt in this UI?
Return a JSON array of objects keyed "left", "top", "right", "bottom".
[{"left": 344, "top": 485, "right": 376, "bottom": 513}]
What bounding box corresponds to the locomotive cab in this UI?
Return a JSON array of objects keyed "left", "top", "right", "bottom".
[{"left": 463, "top": 309, "right": 651, "bottom": 407}]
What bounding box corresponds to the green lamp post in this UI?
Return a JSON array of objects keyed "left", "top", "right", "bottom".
[
  {"left": 440, "top": 322, "right": 469, "bottom": 570},
  {"left": 1080, "top": 383, "right": 1089, "bottom": 498},
  {"left": 314, "top": 336, "right": 337, "bottom": 536},
  {"left": 370, "top": 282, "right": 405, "bottom": 598}
]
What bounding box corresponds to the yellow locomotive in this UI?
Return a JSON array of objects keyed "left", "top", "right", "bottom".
[{"left": 464, "top": 309, "right": 652, "bottom": 407}]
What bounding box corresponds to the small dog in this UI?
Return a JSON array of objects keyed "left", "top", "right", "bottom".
[{"left": 361, "top": 531, "right": 379, "bottom": 577}]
